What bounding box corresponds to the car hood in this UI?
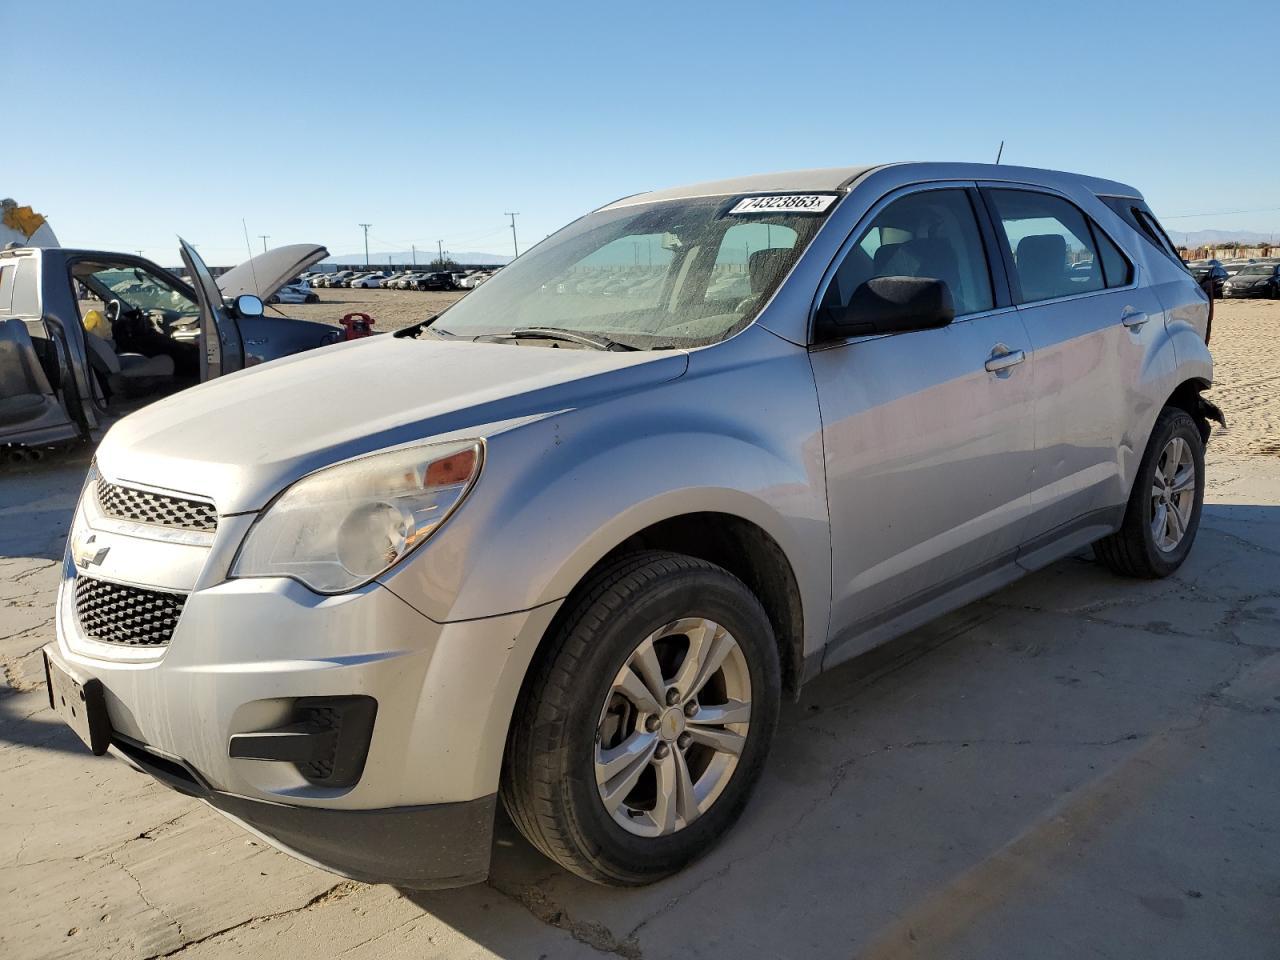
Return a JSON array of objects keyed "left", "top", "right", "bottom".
[
  {"left": 216, "top": 244, "right": 329, "bottom": 300},
  {"left": 96, "top": 336, "right": 689, "bottom": 513}
]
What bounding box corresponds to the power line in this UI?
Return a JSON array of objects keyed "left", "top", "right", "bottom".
[{"left": 1161, "top": 206, "right": 1280, "bottom": 220}]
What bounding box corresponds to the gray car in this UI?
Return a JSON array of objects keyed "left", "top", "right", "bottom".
[
  {"left": 0, "top": 242, "right": 342, "bottom": 449},
  {"left": 42, "top": 162, "right": 1219, "bottom": 890}
]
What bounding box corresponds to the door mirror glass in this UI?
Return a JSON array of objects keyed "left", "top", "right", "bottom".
[
  {"left": 234, "top": 294, "right": 264, "bottom": 318},
  {"left": 816, "top": 276, "right": 954, "bottom": 340}
]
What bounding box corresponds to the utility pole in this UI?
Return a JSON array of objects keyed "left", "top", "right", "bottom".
[
  {"left": 358, "top": 223, "right": 372, "bottom": 266},
  {"left": 437, "top": 239, "right": 444, "bottom": 265},
  {"left": 412, "top": 244, "right": 417, "bottom": 265},
  {"left": 135, "top": 250, "right": 143, "bottom": 257},
  {"left": 504, "top": 212, "right": 520, "bottom": 259},
  {"left": 258, "top": 234, "right": 270, "bottom": 253}
]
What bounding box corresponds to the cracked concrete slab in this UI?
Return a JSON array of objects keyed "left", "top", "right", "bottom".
[{"left": 2, "top": 308, "right": 1279, "bottom": 958}]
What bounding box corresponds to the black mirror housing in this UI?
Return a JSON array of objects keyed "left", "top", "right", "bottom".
[{"left": 816, "top": 276, "right": 955, "bottom": 341}]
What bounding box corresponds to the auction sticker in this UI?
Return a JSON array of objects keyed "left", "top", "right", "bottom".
[{"left": 729, "top": 194, "right": 838, "bottom": 215}]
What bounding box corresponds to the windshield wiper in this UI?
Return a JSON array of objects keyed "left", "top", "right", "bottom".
[
  {"left": 393, "top": 313, "right": 444, "bottom": 338},
  {"left": 494, "top": 327, "right": 637, "bottom": 351}
]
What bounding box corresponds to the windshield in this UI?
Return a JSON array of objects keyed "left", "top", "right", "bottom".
[
  {"left": 430, "top": 194, "right": 837, "bottom": 349},
  {"left": 74, "top": 262, "right": 200, "bottom": 321},
  {"left": 1238, "top": 265, "right": 1271, "bottom": 276}
]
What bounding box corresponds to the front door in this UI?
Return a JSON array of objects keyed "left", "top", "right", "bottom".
[
  {"left": 179, "top": 239, "right": 244, "bottom": 380},
  {"left": 811, "top": 185, "right": 1036, "bottom": 662}
]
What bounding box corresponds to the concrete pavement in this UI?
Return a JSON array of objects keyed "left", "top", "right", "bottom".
[{"left": 2, "top": 448, "right": 1277, "bottom": 959}]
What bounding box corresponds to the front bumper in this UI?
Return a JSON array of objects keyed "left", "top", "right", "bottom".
[
  {"left": 51, "top": 567, "right": 560, "bottom": 887},
  {"left": 1221, "top": 286, "right": 1269, "bottom": 298},
  {"left": 98, "top": 716, "right": 497, "bottom": 888}
]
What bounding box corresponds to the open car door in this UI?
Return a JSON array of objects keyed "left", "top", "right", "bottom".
[{"left": 179, "top": 238, "right": 245, "bottom": 380}]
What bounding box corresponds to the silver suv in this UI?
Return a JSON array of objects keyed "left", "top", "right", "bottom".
[{"left": 44, "top": 162, "right": 1220, "bottom": 888}]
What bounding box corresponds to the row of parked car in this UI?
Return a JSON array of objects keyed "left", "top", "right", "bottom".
[
  {"left": 1184, "top": 257, "right": 1280, "bottom": 298},
  {"left": 301, "top": 268, "right": 497, "bottom": 292}
]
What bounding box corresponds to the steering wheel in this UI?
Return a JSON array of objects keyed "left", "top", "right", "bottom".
[{"left": 104, "top": 298, "right": 124, "bottom": 326}]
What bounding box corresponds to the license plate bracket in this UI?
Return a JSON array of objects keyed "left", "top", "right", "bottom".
[{"left": 44, "top": 652, "right": 111, "bottom": 755}]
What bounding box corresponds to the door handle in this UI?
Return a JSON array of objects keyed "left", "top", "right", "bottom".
[
  {"left": 985, "top": 347, "right": 1025, "bottom": 373},
  {"left": 1121, "top": 308, "right": 1149, "bottom": 329}
]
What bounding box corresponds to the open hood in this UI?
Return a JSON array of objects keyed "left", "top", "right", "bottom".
[{"left": 215, "top": 243, "right": 328, "bottom": 301}]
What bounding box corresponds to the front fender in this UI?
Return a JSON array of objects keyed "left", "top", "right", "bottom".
[{"left": 377, "top": 331, "right": 831, "bottom": 657}]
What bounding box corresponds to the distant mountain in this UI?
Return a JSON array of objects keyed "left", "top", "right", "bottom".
[
  {"left": 1165, "top": 228, "right": 1278, "bottom": 247},
  {"left": 322, "top": 250, "right": 512, "bottom": 266}
]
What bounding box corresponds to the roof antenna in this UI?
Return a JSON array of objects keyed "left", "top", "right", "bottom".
[{"left": 995, "top": 140, "right": 1004, "bottom": 165}]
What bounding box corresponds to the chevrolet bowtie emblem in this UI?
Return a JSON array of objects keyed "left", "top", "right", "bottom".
[{"left": 72, "top": 532, "right": 109, "bottom": 570}]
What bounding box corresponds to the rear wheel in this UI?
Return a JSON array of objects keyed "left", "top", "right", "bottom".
[
  {"left": 1095, "top": 407, "right": 1204, "bottom": 578},
  {"left": 502, "top": 551, "right": 780, "bottom": 885}
]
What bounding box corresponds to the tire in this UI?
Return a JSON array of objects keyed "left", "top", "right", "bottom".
[
  {"left": 501, "top": 551, "right": 781, "bottom": 886},
  {"left": 1094, "top": 407, "right": 1205, "bottom": 578}
]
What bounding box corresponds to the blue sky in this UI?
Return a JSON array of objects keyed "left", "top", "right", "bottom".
[{"left": 9, "top": 0, "right": 1279, "bottom": 264}]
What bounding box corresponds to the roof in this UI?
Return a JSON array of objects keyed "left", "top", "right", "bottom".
[
  {"left": 601, "top": 162, "right": 1142, "bottom": 209},
  {"left": 600, "top": 166, "right": 880, "bottom": 209}
]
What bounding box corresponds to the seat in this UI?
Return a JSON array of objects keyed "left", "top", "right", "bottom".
[
  {"left": 0, "top": 318, "right": 60, "bottom": 427},
  {"left": 84, "top": 334, "right": 174, "bottom": 380},
  {"left": 1015, "top": 234, "right": 1069, "bottom": 301}
]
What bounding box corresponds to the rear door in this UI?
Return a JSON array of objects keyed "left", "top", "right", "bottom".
[
  {"left": 810, "top": 184, "right": 1036, "bottom": 661},
  {"left": 179, "top": 239, "right": 244, "bottom": 380},
  {"left": 980, "top": 186, "right": 1165, "bottom": 562}
]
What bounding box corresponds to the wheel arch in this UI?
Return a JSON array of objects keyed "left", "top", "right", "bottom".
[
  {"left": 533, "top": 511, "right": 807, "bottom": 701},
  {"left": 1162, "top": 376, "right": 1223, "bottom": 445}
]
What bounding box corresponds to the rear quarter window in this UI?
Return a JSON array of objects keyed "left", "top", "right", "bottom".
[{"left": 1100, "top": 197, "right": 1185, "bottom": 268}]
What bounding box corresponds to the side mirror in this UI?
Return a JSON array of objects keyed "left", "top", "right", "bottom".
[
  {"left": 234, "top": 294, "right": 264, "bottom": 318},
  {"left": 816, "top": 276, "right": 955, "bottom": 341}
]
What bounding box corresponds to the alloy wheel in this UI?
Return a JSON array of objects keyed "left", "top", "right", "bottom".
[
  {"left": 594, "top": 617, "right": 752, "bottom": 837},
  {"left": 1150, "top": 435, "right": 1196, "bottom": 552}
]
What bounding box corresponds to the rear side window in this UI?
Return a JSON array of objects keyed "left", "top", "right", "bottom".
[
  {"left": 823, "top": 188, "right": 994, "bottom": 317},
  {"left": 988, "top": 190, "right": 1104, "bottom": 303},
  {"left": 1093, "top": 226, "right": 1133, "bottom": 288}
]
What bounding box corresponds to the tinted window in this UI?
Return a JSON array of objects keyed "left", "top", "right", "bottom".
[
  {"left": 1093, "top": 225, "right": 1132, "bottom": 288},
  {"left": 824, "top": 189, "right": 994, "bottom": 316},
  {"left": 988, "top": 190, "right": 1103, "bottom": 303},
  {"left": 1100, "top": 197, "right": 1185, "bottom": 268}
]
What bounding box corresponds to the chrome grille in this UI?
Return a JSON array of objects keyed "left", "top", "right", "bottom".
[
  {"left": 96, "top": 479, "right": 217, "bottom": 533},
  {"left": 74, "top": 576, "right": 187, "bottom": 647}
]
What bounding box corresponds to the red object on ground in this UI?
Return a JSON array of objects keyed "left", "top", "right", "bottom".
[{"left": 340, "top": 313, "right": 376, "bottom": 340}]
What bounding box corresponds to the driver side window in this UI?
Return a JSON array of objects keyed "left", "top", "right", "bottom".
[{"left": 824, "top": 189, "right": 994, "bottom": 317}]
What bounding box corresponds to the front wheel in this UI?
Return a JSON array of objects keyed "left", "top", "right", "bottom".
[
  {"left": 1095, "top": 407, "right": 1205, "bottom": 578},
  {"left": 502, "top": 551, "right": 781, "bottom": 885}
]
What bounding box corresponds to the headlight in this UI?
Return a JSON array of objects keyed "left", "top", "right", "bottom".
[{"left": 231, "top": 439, "right": 483, "bottom": 593}]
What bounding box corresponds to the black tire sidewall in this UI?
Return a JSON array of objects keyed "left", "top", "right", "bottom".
[
  {"left": 1136, "top": 410, "right": 1205, "bottom": 575},
  {"left": 556, "top": 567, "right": 780, "bottom": 882}
]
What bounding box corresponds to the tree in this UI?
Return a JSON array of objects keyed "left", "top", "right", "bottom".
[{"left": 427, "top": 256, "right": 458, "bottom": 270}]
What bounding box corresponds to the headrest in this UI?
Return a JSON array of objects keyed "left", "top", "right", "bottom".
[
  {"left": 1015, "top": 234, "right": 1068, "bottom": 299},
  {"left": 872, "top": 242, "right": 905, "bottom": 276},
  {"left": 748, "top": 248, "right": 791, "bottom": 295},
  {"left": 873, "top": 238, "right": 960, "bottom": 288}
]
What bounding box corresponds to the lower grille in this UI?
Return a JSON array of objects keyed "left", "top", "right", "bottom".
[{"left": 74, "top": 576, "right": 187, "bottom": 647}]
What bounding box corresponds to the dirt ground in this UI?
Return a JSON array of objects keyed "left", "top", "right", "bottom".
[
  {"left": 277, "top": 286, "right": 467, "bottom": 333},
  {"left": 1, "top": 297, "right": 1278, "bottom": 959}
]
